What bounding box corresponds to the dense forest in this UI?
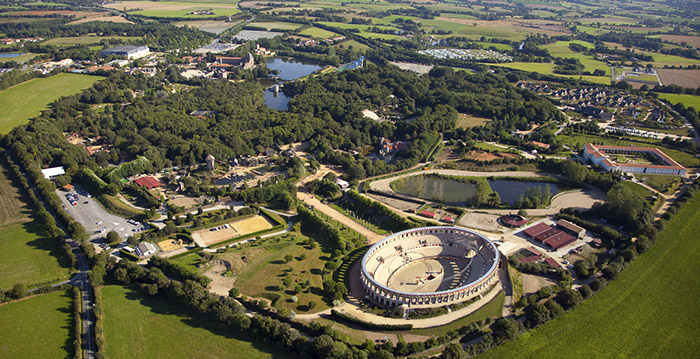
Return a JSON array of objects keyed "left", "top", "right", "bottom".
[{"left": 3, "top": 64, "right": 564, "bottom": 183}]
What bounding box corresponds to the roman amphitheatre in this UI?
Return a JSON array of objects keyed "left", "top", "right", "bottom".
[{"left": 360, "top": 227, "right": 500, "bottom": 308}]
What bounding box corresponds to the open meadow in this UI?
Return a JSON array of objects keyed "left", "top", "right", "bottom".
[
  {"left": 42, "top": 35, "right": 140, "bottom": 46},
  {"left": 655, "top": 93, "right": 700, "bottom": 110},
  {"left": 480, "top": 191, "right": 700, "bottom": 359},
  {"left": 102, "top": 285, "right": 288, "bottom": 359},
  {"left": 0, "top": 221, "right": 72, "bottom": 290},
  {"left": 177, "top": 230, "right": 334, "bottom": 313},
  {"left": 0, "top": 73, "right": 102, "bottom": 134},
  {"left": 0, "top": 161, "right": 31, "bottom": 228},
  {"left": 105, "top": 1, "right": 240, "bottom": 18},
  {"left": 0, "top": 290, "right": 73, "bottom": 359}
]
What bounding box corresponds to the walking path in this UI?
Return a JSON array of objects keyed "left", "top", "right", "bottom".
[
  {"left": 297, "top": 187, "right": 383, "bottom": 244},
  {"left": 366, "top": 169, "right": 606, "bottom": 217}
]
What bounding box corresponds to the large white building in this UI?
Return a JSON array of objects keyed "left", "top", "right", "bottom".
[
  {"left": 101, "top": 45, "right": 150, "bottom": 59},
  {"left": 583, "top": 143, "right": 686, "bottom": 175}
]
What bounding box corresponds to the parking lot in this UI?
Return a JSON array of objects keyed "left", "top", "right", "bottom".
[{"left": 56, "top": 184, "right": 142, "bottom": 240}]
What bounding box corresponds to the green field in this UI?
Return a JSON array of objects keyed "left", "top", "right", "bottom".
[
  {"left": 412, "top": 291, "right": 505, "bottom": 337},
  {"left": 620, "top": 180, "right": 655, "bottom": 200},
  {"left": 177, "top": 231, "right": 333, "bottom": 313},
  {"left": 318, "top": 22, "right": 400, "bottom": 40},
  {"left": 0, "top": 73, "right": 102, "bottom": 134},
  {"left": 639, "top": 174, "right": 682, "bottom": 195},
  {"left": 0, "top": 221, "right": 71, "bottom": 290},
  {"left": 0, "top": 290, "right": 73, "bottom": 359},
  {"left": 102, "top": 285, "right": 289, "bottom": 359},
  {"left": 541, "top": 40, "right": 610, "bottom": 75},
  {"left": 656, "top": 93, "right": 700, "bottom": 110},
  {"left": 108, "top": 1, "right": 240, "bottom": 18},
  {"left": 299, "top": 26, "right": 338, "bottom": 39},
  {"left": 480, "top": 191, "right": 700, "bottom": 358},
  {"left": 490, "top": 62, "right": 610, "bottom": 84},
  {"left": 0, "top": 53, "right": 39, "bottom": 63},
  {"left": 43, "top": 36, "right": 140, "bottom": 46}
]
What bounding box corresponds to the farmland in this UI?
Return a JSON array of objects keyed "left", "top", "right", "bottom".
[
  {"left": 0, "top": 73, "right": 102, "bottom": 134},
  {"left": 0, "top": 290, "right": 73, "bottom": 359},
  {"left": 490, "top": 62, "right": 611, "bottom": 85},
  {"left": 656, "top": 93, "right": 700, "bottom": 110},
  {"left": 0, "top": 221, "right": 72, "bottom": 290},
  {"left": 657, "top": 69, "right": 700, "bottom": 89},
  {"left": 480, "top": 192, "right": 700, "bottom": 359},
  {"left": 104, "top": 1, "right": 240, "bottom": 18},
  {"left": 101, "top": 285, "right": 288, "bottom": 359},
  {"left": 299, "top": 26, "right": 338, "bottom": 39},
  {"left": 42, "top": 35, "right": 140, "bottom": 46},
  {"left": 0, "top": 53, "right": 39, "bottom": 63}
]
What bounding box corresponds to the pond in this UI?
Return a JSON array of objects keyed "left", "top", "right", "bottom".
[
  {"left": 265, "top": 57, "right": 321, "bottom": 81},
  {"left": 489, "top": 180, "right": 561, "bottom": 205},
  {"left": 263, "top": 88, "right": 291, "bottom": 111},
  {"left": 0, "top": 53, "right": 23, "bottom": 58},
  {"left": 392, "top": 175, "right": 562, "bottom": 207},
  {"left": 263, "top": 58, "right": 322, "bottom": 110}
]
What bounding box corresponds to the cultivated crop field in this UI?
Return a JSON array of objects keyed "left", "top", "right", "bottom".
[
  {"left": 102, "top": 285, "right": 288, "bottom": 359},
  {"left": 42, "top": 35, "right": 140, "bottom": 46},
  {"left": 480, "top": 192, "right": 700, "bottom": 359},
  {"left": 105, "top": 1, "right": 240, "bottom": 18},
  {"left": 0, "top": 73, "right": 102, "bottom": 134},
  {"left": 0, "top": 221, "right": 72, "bottom": 290},
  {"left": 0, "top": 290, "right": 73, "bottom": 359}
]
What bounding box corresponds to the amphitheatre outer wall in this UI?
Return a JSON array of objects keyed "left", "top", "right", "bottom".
[{"left": 360, "top": 226, "right": 500, "bottom": 308}]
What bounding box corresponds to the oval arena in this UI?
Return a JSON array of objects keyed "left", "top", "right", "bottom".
[{"left": 360, "top": 227, "right": 500, "bottom": 308}]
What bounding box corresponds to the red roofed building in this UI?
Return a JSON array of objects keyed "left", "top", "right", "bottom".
[
  {"left": 542, "top": 231, "right": 576, "bottom": 250},
  {"left": 501, "top": 214, "right": 528, "bottom": 227},
  {"left": 134, "top": 176, "right": 161, "bottom": 190},
  {"left": 544, "top": 257, "right": 560, "bottom": 267},
  {"left": 523, "top": 222, "right": 552, "bottom": 238},
  {"left": 418, "top": 210, "right": 436, "bottom": 219},
  {"left": 583, "top": 143, "right": 686, "bottom": 175}
]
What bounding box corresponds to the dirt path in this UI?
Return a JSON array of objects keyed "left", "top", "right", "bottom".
[{"left": 296, "top": 188, "right": 383, "bottom": 244}]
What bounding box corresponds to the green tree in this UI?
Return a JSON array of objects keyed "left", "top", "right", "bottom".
[
  {"left": 105, "top": 230, "right": 120, "bottom": 245},
  {"left": 442, "top": 343, "right": 467, "bottom": 359},
  {"left": 525, "top": 303, "right": 551, "bottom": 328}
]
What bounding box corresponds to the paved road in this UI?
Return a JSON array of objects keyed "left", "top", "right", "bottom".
[{"left": 71, "top": 241, "right": 96, "bottom": 359}]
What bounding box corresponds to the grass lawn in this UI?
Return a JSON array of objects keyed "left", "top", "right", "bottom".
[
  {"left": 106, "top": 1, "right": 240, "bottom": 18},
  {"left": 456, "top": 114, "right": 492, "bottom": 129},
  {"left": 490, "top": 62, "right": 610, "bottom": 84},
  {"left": 480, "top": 191, "right": 700, "bottom": 358},
  {"left": 655, "top": 93, "right": 700, "bottom": 110},
  {"left": 102, "top": 285, "right": 288, "bottom": 359},
  {"left": 0, "top": 73, "right": 102, "bottom": 134},
  {"left": 541, "top": 40, "right": 610, "bottom": 75},
  {"left": 299, "top": 26, "right": 337, "bottom": 39},
  {"left": 639, "top": 175, "right": 682, "bottom": 195},
  {"left": 0, "top": 160, "right": 31, "bottom": 228},
  {"left": 334, "top": 39, "right": 370, "bottom": 51},
  {"left": 317, "top": 22, "right": 400, "bottom": 40},
  {"left": 0, "top": 290, "right": 73, "bottom": 359},
  {"left": 0, "top": 221, "right": 72, "bottom": 290},
  {"left": 620, "top": 181, "right": 655, "bottom": 201},
  {"left": 0, "top": 53, "right": 39, "bottom": 63},
  {"left": 214, "top": 231, "right": 332, "bottom": 313},
  {"left": 42, "top": 35, "right": 140, "bottom": 46},
  {"left": 411, "top": 291, "right": 505, "bottom": 337}
]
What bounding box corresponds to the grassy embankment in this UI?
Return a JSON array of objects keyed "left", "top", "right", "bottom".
[{"left": 480, "top": 191, "right": 700, "bottom": 358}]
